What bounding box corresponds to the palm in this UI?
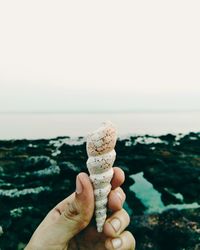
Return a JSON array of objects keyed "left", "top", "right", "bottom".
[{"left": 68, "top": 225, "right": 107, "bottom": 250}]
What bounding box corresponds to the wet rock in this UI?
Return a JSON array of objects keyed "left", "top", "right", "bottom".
[
  {"left": 0, "top": 132, "right": 200, "bottom": 249},
  {"left": 32, "top": 165, "right": 60, "bottom": 178},
  {"left": 59, "top": 161, "right": 81, "bottom": 177},
  {"left": 23, "top": 156, "right": 55, "bottom": 171},
  {"left": 131, "top": 209, "right": 200, "bottom": 250},
  {"left": 161, "top": 188, "right": 183, "bottom": 205},
  {"left": 0, "top": 186, "right": 51, "bottom": 199}
]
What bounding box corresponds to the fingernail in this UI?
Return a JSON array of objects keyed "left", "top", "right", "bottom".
[
  {"left": 112, "top": 238, "right": 122, "bottom": 249},
  {"left": 76, "top": 176, "right": 83, "bottom": 194},
  {"left": 110, "top": 218, "right": 121, "bottom": 232}
]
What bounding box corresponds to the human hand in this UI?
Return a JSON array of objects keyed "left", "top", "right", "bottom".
[{"left": 25, "top": 167, "right": 135, "bottom": 250}]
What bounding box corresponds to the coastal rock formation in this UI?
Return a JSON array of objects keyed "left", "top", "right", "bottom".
[{"left": 0, "top": 132, "right": 200, "bottom": 249}]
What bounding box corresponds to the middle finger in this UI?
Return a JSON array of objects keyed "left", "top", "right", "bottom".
[
  {"left": 108, "top": 187, "right": 126, "bottom": 211},
  {"left": 103, "top": 209, "right": 130, "bottom": 237}
]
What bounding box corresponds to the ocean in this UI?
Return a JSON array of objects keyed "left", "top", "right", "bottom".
[{"left": 0, "top": 111, "right": 199, "bottom": 140}]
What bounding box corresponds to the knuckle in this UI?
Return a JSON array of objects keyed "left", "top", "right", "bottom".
[
  {"left": 117, "top": 167, "right": 125, "bottom": 183},
  {"left": 104, "top": 239, "right": 112, "bottom": 250},
  {"left": 122, "top": 190, "right": 126, "bottom": 201},
  {"left": 122, "top": 209, "right": 130, "bottom": 224},
  {"left": 62, "top": 203, "right": 89, "bottom": 230},
  {"left": 62, "top": 202, "right": 79, "bottom": 221},
  {"left": 62, "top": 209, "right": 73, "bottom": 221},
  {"left": 124, "top": 231, "right": 136, "bottom": 249},
  {"left": 120, "top": 188, "right": 126, "bottom": 200},
  {"left": 78, "top": 218, "right": 88, "bottom": 230},
  {"left": 116, "top": 187, "right": 126, "bottom": 202}
]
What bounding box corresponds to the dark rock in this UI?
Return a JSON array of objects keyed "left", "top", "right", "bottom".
[
  {"left": 23, "top": 156, "right": 55, "bottom": 171},
  {"left": 59, "top": 161, "right": 81, "bottom": 176},
  {"left": 0, "top": 132, "right": 200, "bottom": 249},
  {"left": 131, "top": 209, "right": 200, "bottom": 250},
  {"left": 161, "top": 188, "right": 183, "bottom": 205}
]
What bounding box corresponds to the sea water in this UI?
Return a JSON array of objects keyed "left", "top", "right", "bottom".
[{"left": 0, "top": 111, "right": 199, "bottom": 140}]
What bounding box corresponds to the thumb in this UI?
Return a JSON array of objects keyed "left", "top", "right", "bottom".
[{"left": 58, "top": 173, "right": 94, "bottom": 241}]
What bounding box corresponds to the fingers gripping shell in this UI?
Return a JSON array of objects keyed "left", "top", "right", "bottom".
[{"left": 86, "top": 121, "right": 117, "bottom": 232}]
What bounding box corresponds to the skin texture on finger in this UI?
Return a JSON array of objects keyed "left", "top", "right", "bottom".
[
  {"left": 55, "top": 173, "right": 94, "bottom": 214},
  {"left": 105, "top": 231, "right": 135, "bottom": 250},
  {"left": 55, "top": 168, "right": 125, "bottom": 215},
  {"left": 25, "top": 173, "right": 95, "bottom": 250},
  {"left": 111, "top": 167, "right": 125, "bottom": 190},
  {"left": 58, "top": 173, "right": 94, "bottom": 234},
  {"left": 108, "top": 187, "right": 126, "bottom": 211},
  {"left": 26, "top": 170, "right": 127, "bottom": 250},
  {"left": 103, "top": 209, "right": 130, "bottom": 237}
]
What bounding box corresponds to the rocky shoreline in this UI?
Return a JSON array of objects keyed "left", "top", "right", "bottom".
[{"left": 0, "top": 132, "right": 200, "bottom": 250}]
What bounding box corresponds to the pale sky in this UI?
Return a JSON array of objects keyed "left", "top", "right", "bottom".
[{"left": 0, "top": 0, "right": 200, "bottom": 112}]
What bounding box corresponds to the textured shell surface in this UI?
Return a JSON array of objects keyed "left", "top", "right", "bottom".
[{"left": 86, "top": 121, "right": 117, "bottom": 232}]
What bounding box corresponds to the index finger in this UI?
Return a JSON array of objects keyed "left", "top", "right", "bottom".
[{"left": 111, "top": 167, "right": 125, "bottom": 190}]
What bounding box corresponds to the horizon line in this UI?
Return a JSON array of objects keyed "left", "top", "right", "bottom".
[{"left": 0, "top": 109, "right": 200, "bottom": 114}]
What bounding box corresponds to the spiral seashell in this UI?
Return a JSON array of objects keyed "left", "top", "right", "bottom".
[{"left": 86, "top": 121, "right": 117, "bottom": 232}]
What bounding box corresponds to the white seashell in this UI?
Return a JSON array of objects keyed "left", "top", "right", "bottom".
[{"left": 86, "top": 121, "right": 117, "bottom": 232}]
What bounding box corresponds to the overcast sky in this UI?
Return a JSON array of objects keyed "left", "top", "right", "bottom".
[{"left": 0, "top": 0, "right": 199, "bottom": 112}]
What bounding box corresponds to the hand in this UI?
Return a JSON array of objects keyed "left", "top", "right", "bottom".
[{"left": 25, "top": 167, "right": 135, "bottom": 250}]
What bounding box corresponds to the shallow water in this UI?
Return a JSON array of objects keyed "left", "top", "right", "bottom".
[
  {"left": 130, "top": 172, "right": 200, "bottom": 214},
  {"left": 0, "top": 111, "right": 200, "bottom": 139}
]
